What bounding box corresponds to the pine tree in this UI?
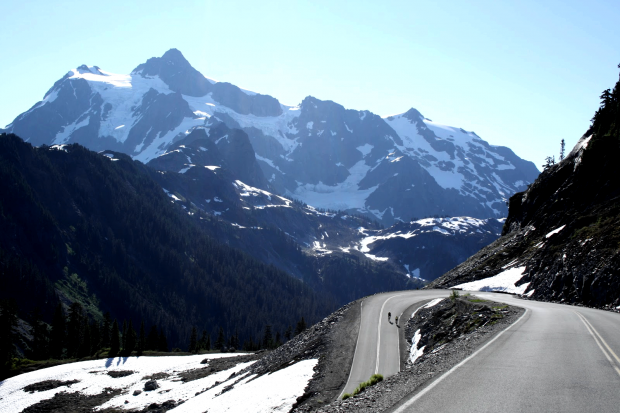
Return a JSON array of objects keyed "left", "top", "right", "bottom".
[
  {"left": 205, "top": 334, "right": 211, "bottom": 351},
  {"left": 295, "top": 317, "right": 306, "bottom": 336},
  {"left": 101, "top": 312, "right": 111, "bottom": 349},
  {"left": 124, "top": 320, "right": 137, "bottom": 356},
  {"left": 78, "top": 317, "right": 91, "bottom": 358},
  {"left": 90, "top": 320, "right": 101, "bottom": 356},
  {"left": 215, "top": 327, "right": 225, "bottom": 351},
  {"left": 198, "top": 330, "right": 208, "bottom": 352},
  {"left": 284, "top": 325, "right": 292, "bottom": 341},
  {"left": 0, "top": 300, "right": 17, "bottom": 374},
  {"left": 275, "top": 331, "right": 282, "bottom": 348},
  {"left": 137, "top": 321, "right": 145, "bottom": 356},
  {"left": 30, "top": 308, "right": 49, "bottom": 360},
  {"left": 263, "top": 325, "right": 273, "bottom": 349},
  {"left": 542, "top": 155, "right": 555, "bottom": 171},
  {"left": 560, "top": 139, "right": 566, "bottom": 161},
  {"left": 189, "top": 327, "right": 198, "bottom": 353},
  {"left": 66, "top": 302, "right": 85, "bottom": 358},
  {"left": 50, "top": 303, "right": 66, "bottom": 359},
  {"left": 146, "top": 325, "right": 159, "bottom": 351},
  {"left": 158, "top": 328, "right": 168, "bottom": 352},
  {"left": 109, "top": 320, "right": 120, "bottom": 357},
  {"left": 121, "top": 320, "right": 128, "bottom": 353}
]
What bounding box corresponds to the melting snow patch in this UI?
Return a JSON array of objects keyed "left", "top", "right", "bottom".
[
  {"left": 453, "top": 266, "right": 529, "bottom": 294},
  {"left": 172, "top": 359, "right": 317, "bottom": 413},
  {"left": 545, "top": 225, "right": 566, "bottom": 238},
  {"left": 0, "top": 354, "right": 251, "bottom": 413},
  {"left": 409, "top": 329, "right": 425, "bottom": 364},
  {"left": 423, "top": 298, "right": 443, "bottom": 308},
  {"left": 205, "top": 165, "right": 220, "bottom": 171},
  {"left": 49, "top": 144, "right": 69, "bottom": 152}
]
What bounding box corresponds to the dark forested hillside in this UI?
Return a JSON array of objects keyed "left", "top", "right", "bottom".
[{"left": 0, "top": 134, "right": 336, "bottom": 348}]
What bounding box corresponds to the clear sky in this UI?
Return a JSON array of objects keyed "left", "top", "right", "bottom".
[{"left": 1, "top": 0, "right": 619, "bottom": 169}]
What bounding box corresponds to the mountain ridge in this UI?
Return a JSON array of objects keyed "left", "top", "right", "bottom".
[{"left": 4, "top": 48, "right": 539, "bottom": 226}]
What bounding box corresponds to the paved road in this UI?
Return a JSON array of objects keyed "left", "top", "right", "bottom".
[
  {"left": 340, "top": 290, "right": 620, "bottom": 412},
  {"left": 339, "top": 290, "right": 450, "bottom": 396}
]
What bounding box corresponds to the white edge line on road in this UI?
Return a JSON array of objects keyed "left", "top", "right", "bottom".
[
  {"left": 392, "top": 307, "right": 529, "bottom": 413},
  {"left": 376, "top": 293, "right": 409, "bottom": 375},
  {"left": 338, "top": 300, "right": 364, "bottom": 400},
  {"left": 397, "top": 311, "right": 404, "bottom": 372},
  {"left": 575, "top": 311, "right": 620, "bottom": 378}
]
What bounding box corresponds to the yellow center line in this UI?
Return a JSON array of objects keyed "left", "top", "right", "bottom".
[{"left": 574, "top": 311, "right": 620, "bottom": 378}]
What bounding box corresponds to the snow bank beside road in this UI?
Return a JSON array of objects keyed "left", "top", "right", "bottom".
[{"left": 452, "top": 266, "right": 529, "bottom": 294}]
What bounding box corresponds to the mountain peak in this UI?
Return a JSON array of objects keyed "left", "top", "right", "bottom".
[
  {"left": 161, "top": 48, "right": 186, "bottom": 61},
  {"left": 402, "top": 108, "right": 424, "bottom": 123},
  {"left": 131, "top": 49, "right": 212, "bottom": 97}
]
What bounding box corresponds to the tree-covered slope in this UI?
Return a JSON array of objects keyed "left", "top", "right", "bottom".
[{"left": 0, "top": 134, "right": 335, "bottom": 347}]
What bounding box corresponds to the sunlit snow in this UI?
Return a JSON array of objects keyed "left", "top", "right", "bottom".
[{"left": 453, "top": 266, "right": 529, "bottom": 294}]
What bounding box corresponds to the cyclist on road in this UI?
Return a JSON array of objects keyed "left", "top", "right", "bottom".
[
  {"left": 388, "top": 312, "right": 391, "bottom": 322},
  {"left": 395, "top": 315, "right": 399, "bottom": 325}
]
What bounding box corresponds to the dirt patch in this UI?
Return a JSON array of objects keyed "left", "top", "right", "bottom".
[
  {"left": 21, "top": 388, "right": 121, "bottom": 413},
  {"left": 107, "top": 370, "right": 135, "bottom": 378},
  {"left": 141, "top": 372, "right": 170, "bottom": 381},
  {"left": 23, "top": 380, "right": 80, "bottom": 393},
  {"left": 177, "top": 353, "right": 261, "bottom": 383}
]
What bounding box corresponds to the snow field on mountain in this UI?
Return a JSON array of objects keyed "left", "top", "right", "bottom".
[
  {"left": 452, "top": 266, "right": 529, "bottom": 294},
  {"left": 292, "top": 160, "right": 379, "bottom": 212},
  {"left": 0, "top": 355, "right": 317, "bottom": 413}
]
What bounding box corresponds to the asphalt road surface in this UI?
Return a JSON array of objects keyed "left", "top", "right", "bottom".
[{"left": 340, "top": 290, "right": 620, "bottom": 412}]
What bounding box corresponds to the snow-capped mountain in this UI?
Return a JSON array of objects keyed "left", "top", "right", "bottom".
[
  {"left": 144, "top": 129, "right": 504, "bottom": 283},
  {"left": 4, "top": 49, "right": 538, "bottom": 225}
]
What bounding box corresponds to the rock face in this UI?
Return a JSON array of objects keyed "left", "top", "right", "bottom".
[
  {"left": 429, "top": 71, "right": 620, "bottom": 307},
  {"left": 4, "top": 49, "right": 538, "bottom": 226}
]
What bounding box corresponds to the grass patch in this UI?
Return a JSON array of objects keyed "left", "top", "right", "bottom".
[
  {"left": 468, "top": 298, "right": 487, "bottom": 303},
  {"left": 342, "top": 374, "right": 383, "bottom": 399}
]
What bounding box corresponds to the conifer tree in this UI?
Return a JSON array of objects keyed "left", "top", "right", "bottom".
[
  {"left": 30, "top": 308, "right": 49, "bottom": 360},
  {"left": 215, "top": 327, "right": 225, "bottom": 351},
  {"left": 121, "top": 320, "right": 128, "bottom": 353},
  {"left": 205, "top": 334, "right": 211, "bottom": 351},
  {"left": 90, "top": 320, "right": 101, "bottom": 356},
  {"left": 560, "top": 139, "right": 566, "bottom": 161},
  {"left": 0, "top": 300, "right": 17, "bottom": 374},
  {"left": 79, "top": 317, "right": 91, "bottom": 358},
  {"left": 198, "top": 330, "right": 208, "bottom": 352},
  {"left": 295, "top": 317, "right": 306, "bottom": 336},
  {"left": 263, "top": 325, "right": 273, "bottom": 349},
  {"left": 137, "top": 321, "right": 145, "bottom": 356},
  {"left": 189, "top": 327, "right": 198, "bottom": 353},
  {"left": 101, "top": 312, "right": 111, "bottom": 349},
  {"left": 158, "top": 328, "right": 168, "bottom": 352},
  {"left": 66, "top": 302, "right": 85, "bottom": 358},
  {"left": 275, "top": 331, "right": 282, "bottom": 348},
  {"left": 109, "top": 320, "right": 120, "bottom": 357},
  {"left": 284, "top": 325, "right": 292, "bottom": 341},
  {"left": 50, "top": 303, "right": 66, "bottom": 359},
  {"left": 124, "top": 320, "right": 137, "bottom": 356},
  {"left": 147, "top": 325, "right": 159, "bottom": 351}
]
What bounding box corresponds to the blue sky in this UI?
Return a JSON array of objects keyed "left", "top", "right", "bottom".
[{"left": 1, "top": 0, "right": 619, "bottom": 169}]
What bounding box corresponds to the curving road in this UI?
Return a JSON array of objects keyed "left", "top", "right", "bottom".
[{"left": 339, "top": 290, "right": 620, "bottom": 412}]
